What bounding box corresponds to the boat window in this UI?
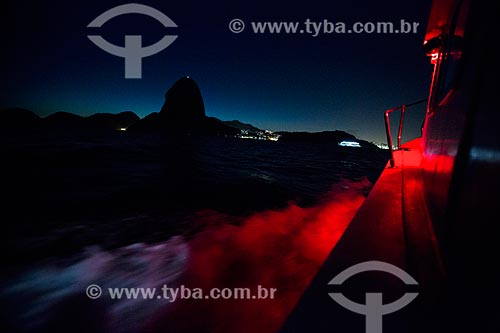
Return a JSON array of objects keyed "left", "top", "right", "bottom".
[{"left": 435, "top": 0, "right": 470, "bottom": 106}]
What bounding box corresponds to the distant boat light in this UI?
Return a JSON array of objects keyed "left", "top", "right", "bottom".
[
  {"left": 119, "top": 127, "right": 127, "bottom": 131},
  {"left": 339, "top": 141, "right": 361, "bottom": 147}
]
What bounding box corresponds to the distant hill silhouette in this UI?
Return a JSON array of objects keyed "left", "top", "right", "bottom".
[
  {"left": 0, "top": 108, "right": 42, "bottom": 136},
  {"left": 85, "top": 111, "right": 139, "bottom": 131},
  {"left": 43, "top": 111, "right": 139, "bottom": 134},
  {"left": 44, "top": 112, "right": 86, "bottom": 133},
  {"left": 277, "top": 131, "right": 357, "bottom": 143},
  {"left": 45, "top": 111, "right": 84, "bottom": 125},
  {"left": 0, "top": 77, "right": 378, "bottom": 148},
  {"left": 127, "top": 112, "right": 162, "bottom": 132},
  {"left": 0, "top": 108, "right": 143, "bottom": 139},
  {"left": 277, "top": 131, "right": 379, "bottom": 149},
  {"left": 221, "top": 120, "right": 261, "bottom": 132}
]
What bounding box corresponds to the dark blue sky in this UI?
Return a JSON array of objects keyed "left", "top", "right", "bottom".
[{"left": 1, "top": 0, "right": 432, "bottom": 142}]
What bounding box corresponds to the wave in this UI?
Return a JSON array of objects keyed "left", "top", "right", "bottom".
[{"left": 1, "top": 179, "right": 370, "bottom": 333}]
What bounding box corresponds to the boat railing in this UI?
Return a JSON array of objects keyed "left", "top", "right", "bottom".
[{"left": 384, "top": 99, "right": 427, "bottom": 167}]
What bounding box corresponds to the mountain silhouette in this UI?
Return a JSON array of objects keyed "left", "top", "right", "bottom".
[
  {"left": 129, "top": 77, "right": 238, "bottom": 136},
  {"left": 0, "top": 108, "right": 45, "bottom": 141},
  {"left": 41, "top": 111, "right": 140, "bottom": 135},
  {"left": 160, "top": 77, "right": 206, "bottom": 123},
  {"left": 277, "top": 131, "right": 379, "bottom": 149},
  {"left": 0, "top": 108, "right": 41, "bottom": 136},
  {"left": 221, "top": 120, "right": 262, "bottom": 132},
  {"left": 277, "top": 131, "right": 357, "bottom": 143},
  {"left": 0, "top": 78, "right": 378, "bottom": 148},
  {"left": 85, "top": 111, "right": 139, "bottom": 131},
  {"left": 45, "top": 111, "right": 84, "bottom": 124}
]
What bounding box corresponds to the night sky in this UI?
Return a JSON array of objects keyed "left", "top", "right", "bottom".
[{"left": 1, "top": 0, "right": 432, "bottom": 143}]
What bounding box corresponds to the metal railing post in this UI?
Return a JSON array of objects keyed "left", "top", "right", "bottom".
[
  {"left": 383, "top": 99, "right": 426, "bottom": 168},
  {"left": 397, "top": 105, "right": 406, "bottom": 150},
  {"left": 384, "top": 110, "right": 395, "bottom": 168}
]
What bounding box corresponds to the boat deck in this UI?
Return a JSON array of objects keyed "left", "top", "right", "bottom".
[{"left": 282, "top": 138, "right": 444, "bottom": 333}]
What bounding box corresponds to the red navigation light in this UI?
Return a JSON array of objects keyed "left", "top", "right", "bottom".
[{"left": 430, "top": 52, "right": 439, "bottom": 64}]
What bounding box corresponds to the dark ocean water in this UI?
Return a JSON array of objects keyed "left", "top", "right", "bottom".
[
  {"left": 2, "top": 135, "right": 387, "bottom": 263},
  {"left": 1, "top": 135, "right": 388, "bottom": 333}
]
